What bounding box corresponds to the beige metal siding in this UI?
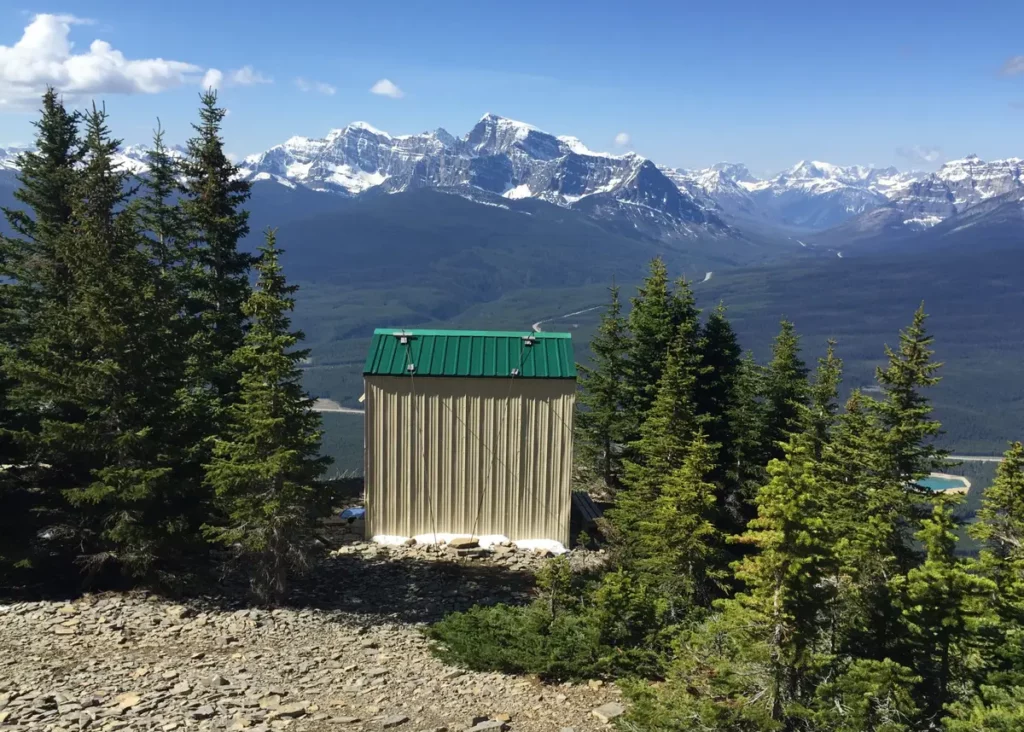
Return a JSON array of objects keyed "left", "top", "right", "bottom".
[{"left": 364, "top": 375, "right": 575, "bottom": 545}]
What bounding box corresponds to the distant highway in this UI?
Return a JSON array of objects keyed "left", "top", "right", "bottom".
[{"left": 949, "top": 455, "right": 1005, "bottom": 463}]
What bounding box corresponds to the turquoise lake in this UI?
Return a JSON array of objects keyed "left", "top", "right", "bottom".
[{"left": 919, "top": 476, "right": 968, "bottom": 491}]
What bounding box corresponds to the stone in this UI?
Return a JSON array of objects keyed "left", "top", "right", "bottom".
[
  {"left": 447, "top": 537, "right": 479, "bottom": 549},
  {"left": 382, "top": 715, "right": 409, "bottom": 728},
  {"left": 465, "top": 716, "right": 488, "bottom": 728},
  {"left": 493, "top": 713, "right": 512, "bottom": 723},
  {"left": 269, "top": 702, "right": 308, "bottom": 719},
  {"left": 440, "top": 670, "right": 464, "bottom": 682},
  {"left": 367, "top": 668, "right": 388, "bottom": 678},
  {"left": 591, "top": 702, "right": 625, "bottom": 723},
  {"left": 259, "top": 695, "right": 282, "bottom": 710},
  {"left": 334, "top": 717, "right": 362, "bottom": 724},
  {"left": 588, "top": 679, "right": 604, "bottom": 690},
  {"left": 229, "top": 717, "right": 253, "bottom": 730},
  {"left": 114, "top": 692, "right": 142, "bottom": 710},
  {"left": 207, "top": 673, "right": 230, "bottom": 687},
  {"left": 560, "top": 728, "right": 575, "bottom": 732},
  {"left": 466, "top": 722, "right": 505, "bottom": 732},
  {"left": 192, "top": 705, "right": 216, "bottom": 719},
  {"left": 170, "top": 682, "right": 191, "bottom": 696}
]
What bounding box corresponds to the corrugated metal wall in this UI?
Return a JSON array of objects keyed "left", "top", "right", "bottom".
[{"left": 364, "top": 375, "right": 575, "bottom": 545}]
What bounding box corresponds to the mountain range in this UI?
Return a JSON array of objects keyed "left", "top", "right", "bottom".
[{"left": 2, "top": 113, "right": 1021, "bottom": 252}]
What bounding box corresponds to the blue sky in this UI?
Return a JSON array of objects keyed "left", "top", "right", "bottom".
[{"left": 1, "top": 1, "right": 1023, "bottom": 174}]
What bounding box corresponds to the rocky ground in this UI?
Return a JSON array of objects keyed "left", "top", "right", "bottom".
[{"left": 0, "top": 545, "right": 624, "bottom": 731}]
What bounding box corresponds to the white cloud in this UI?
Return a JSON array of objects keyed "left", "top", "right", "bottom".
[
  {"left": 1001, "top": 55, "right": 1024, "bottom": 76},
  {"left": 201, "top": 65, "right": 270, "bottom": 90},
  {"left": 201, "top": 68, "right": 223, "bottom": 90},
  {"left": 229, "top": 65, "right": 270, "bottom": 86},
  {"left": 614, "top": 132, "right": 631, "bottom": 146},
  {"left": 0, "top": 13, "right": 203, "bottom": 108},
  {"left": 369, "top": 78, "right": 403, "bottom": 98},
  {"left": 896, "top": 145, "right": 944, "bottom": 166},
  {"left": 295, "top": 77, "right": 336, "bottom": 95}
]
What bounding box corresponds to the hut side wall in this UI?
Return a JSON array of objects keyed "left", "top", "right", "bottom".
[{"left": 364, "top": 374, "right": 575, "bottom": 545}]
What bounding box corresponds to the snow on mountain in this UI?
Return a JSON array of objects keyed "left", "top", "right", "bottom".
[
  {"left": 0, "top": 145, "right": 31, "bottom": 171},
  {"left": 5, "top": 123, "right": 1020, "bottom": 244},
  {"left": 239, "top": 113, "right": 725, "bottom": 238}
]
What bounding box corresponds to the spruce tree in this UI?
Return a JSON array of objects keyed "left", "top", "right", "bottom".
[
  {"left": 728, "top": 437, "right": 835, "bottom": 722},
  {"left": 872, "top": 303, "right": 947, "bottom": 493},
  {"left": 576, "top": 285, "right": 629, "bottom": 491},
  {"left": 803, "top": 339, "right": 842, "bottom": 461},
  {"left": 758, "top": 320, "right": 809, "bottom": 465},
  {"left": 43, "top": 105, "right": 183, "bottom": 575},
  {"left": 893, "top": 500, "right": 995, "bottom": 723},
  {"left": 613, "top": 315, "right": 702, "bottom": 551},
  {"left": 694, "top": 303, "right": 745, "bottom": 513},
  {"left": 634, "top": 430, "right": 724, "bottom": 614},
  {"left": 180, "top": 91, "right": 255, "bottom": 402},
  {"left": 204, "top": 230, "right": 333, "bottom": 604},
  {"left": 623, "top": 259, "right": 697, "bottom": 438},
  {"left": 0, "top": 90, "right": 83, "bottom": 571},
  {"left": 970, "top": 442, "right": 1024, "bottom": 687}
]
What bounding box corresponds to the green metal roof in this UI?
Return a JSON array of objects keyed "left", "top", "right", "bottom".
[{"left": 363, "top": 328, "right": 576, "bottom": 379}]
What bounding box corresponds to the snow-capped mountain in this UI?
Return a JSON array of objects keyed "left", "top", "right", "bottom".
[
  {"left": 4, "top": 120, "right": 1020, "bottom": 246},
  {"left": 0, "top": 145, "right": 31, "bottom": 171},
  {"left": 886, "top": 155, "right": 1024, "bottom": 228},
  {"left": 238, "top": 114, "right": 726, "bottom": 239}
]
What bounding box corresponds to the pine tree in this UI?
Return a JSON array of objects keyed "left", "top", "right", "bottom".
[
  {"left": 576, "top": 285, "right": 629, "bottom": 491},
  {"left": 204, "top": 230, "right": 333, "bottom": 604},
  {"left": 893, "top": 500, "right": 996, "bottom": 723},
  {"left": 758, "top": 320, "right": 809, "bottom": 465},
  {"left": 180, "top": 91, "right": 255, "bottom": 402}
]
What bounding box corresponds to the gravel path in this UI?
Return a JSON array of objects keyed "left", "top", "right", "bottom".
[{"left": 0, "top": 549, "right": 623, "bottom": 731}]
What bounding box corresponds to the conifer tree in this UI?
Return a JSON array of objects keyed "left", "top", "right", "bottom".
[
  {"left": 758, "top": 320, "right": 809, "bottom": 465},
  {"left": 42, "top": 105, "right": 183, "bottom": 574},
  {"left": 893, "top": 500, "right": 995, "bottom": 723},
  {"left": 694, "top": 303, "right": 744, "bottom": 491},
  {"left": 728, "top": 437, "right": 835, "bottom": 722},
  {"left": 614, "top": 316, "right": 702, "bottom": 549},
  {"left": 576, "top": 285, "right": 629, "bottom": 491},
  {"left": 634, "top": 431, "right": 724, "bottom": 614},
  {"left": 204, "top": 230, "right": 333, "bottom": 603},
  {"left": 804, "top": 339, "right": 842, "bottom": 461},
  {"left": 180, "top": 91, "right": 255, "bottom": 402},
  {"left": 970, "top": 441, "right": 1024, "bottom": 686},
  {"left": 623, "top": 259, "right": 694, "bottom": 438},
  {"left": 0, "top": 90, "right": 83, "bottom": 570},
  {"left": 872, "top": 303, "right": 947, "bottom": 493}
]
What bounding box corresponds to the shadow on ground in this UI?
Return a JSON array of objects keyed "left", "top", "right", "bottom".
[{"left": 1, "top": 550, "right": 538, "bottom": 626}]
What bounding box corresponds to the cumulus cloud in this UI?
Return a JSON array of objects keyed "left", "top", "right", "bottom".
[
  {"left": 201, "top": 65, "right": 271, "bottom": 90},
  {"left": 1000, "top": 56, "right": 1024, "bottom": 76},
  {"left": 295, "top": 77, "right": 336, "bottom": 95},
  {"left": 201, "top": 68, "right": 223, "bottom": 90},
  {"left": 0, "top": 13, "right": 203, "bottom": 108},
  {"left": 896, "top": 145, "right": 944, "bottom": 166},
  {"left": 614, "top": 132, "right": 631, "bottom": 147},
  {"left": 369, "top": 78, "right": 403, "bottom": 98}
]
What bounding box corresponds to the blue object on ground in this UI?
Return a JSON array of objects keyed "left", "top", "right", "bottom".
[{"left": 340, "top": 507, "right": 366, "bottom": 520}]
